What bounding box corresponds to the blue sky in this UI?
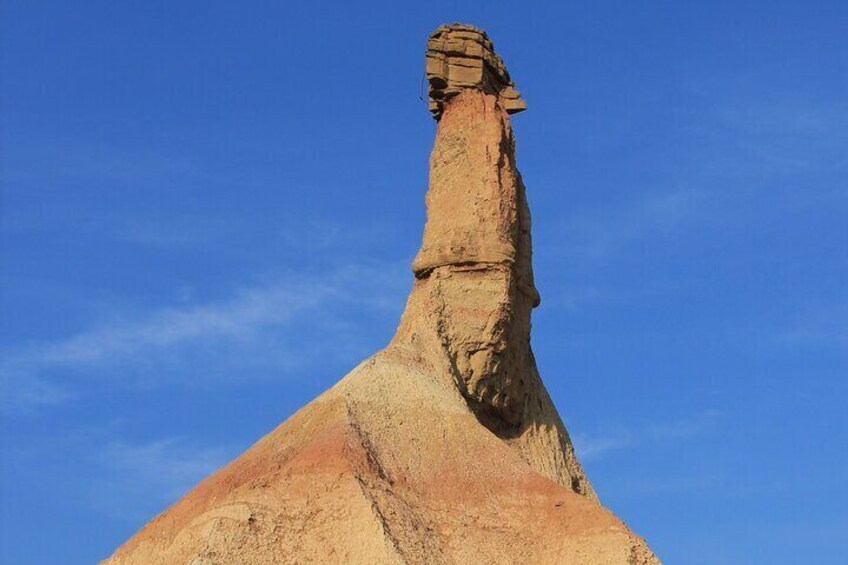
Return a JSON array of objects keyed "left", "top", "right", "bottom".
[{"left": 1, "top": 1, "right": 846, "bottom": 563}]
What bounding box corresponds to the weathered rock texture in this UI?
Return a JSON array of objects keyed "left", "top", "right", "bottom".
[
  {"left": 426, "top": 24, "right": 526, "bottom": 119},
  {"left": 103, "top": 23, "right": 659, "bottom": 565}
]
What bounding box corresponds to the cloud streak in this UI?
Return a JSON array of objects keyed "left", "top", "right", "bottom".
[
  {"left": 572, "top": 410, "right": 722, "bottom": 462},
  {"left": 1, "top": 261, "right": 410, "bottom": 411},
  {"left": 99, "top": 437, "right": 233, "bottom": 503},
  {"left": 548, "top": 86, "right": 847, "bottom": 267},
  {"left": 774, "top": 327, "right": 848, "bottom": 349}
]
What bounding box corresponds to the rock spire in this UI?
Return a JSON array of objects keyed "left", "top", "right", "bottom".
[{"left": 102, "top": 24, "right": 659, "bottom": 565}]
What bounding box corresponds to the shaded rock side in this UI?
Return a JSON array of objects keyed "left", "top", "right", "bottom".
[{"left": 103, "top": 24, "right": 659, "bottom": 565}]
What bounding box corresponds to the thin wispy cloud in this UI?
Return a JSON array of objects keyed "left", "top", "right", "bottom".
[
  {"left": 766, "top": 295, "right": 848, "bottom": 350},
  {"left": 705, "top": 91, "right": 848, "bottom": 177},
  {"left": 774, "top": 327, "right": 848, "bottom": 348},
  {"left": 550, "top": 186, "right": 710, "bottom": 263},
  {"left": 1, "top": 261, "right": 410, "bottom": 411},
  {"left": 572, "top": 410, "right": 722, "bottom": 462},
  {"left": 542, "top": 278, "right": 691, "bottom": 313},
  {"left": 604, "top": 473, "right": 728, "bottom": 497},
  {"left": 548, "top": 86, "right": 847, "bottom": 267},
  {"left": 1, "top": 281, "right": 325, "bottom": 395},
  {"left": 599, "top": 470, "right": 796, "bottom": 500},
  {"left": 0, "top": 134, "right": 207, "bottom": 187},
  {"left": 2, "top": 426, "right": 238, "bottom": 522},
  {"left": 99, "top": 437, "right": 233, "bottom": 504}
]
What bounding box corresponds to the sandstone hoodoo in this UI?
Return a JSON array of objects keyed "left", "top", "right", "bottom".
[{"left": 104, "top": 24, "right": 660, "bottom": 564}]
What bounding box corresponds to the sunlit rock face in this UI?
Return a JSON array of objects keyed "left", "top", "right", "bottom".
[
  {"left": 409, "top": 86, "right": 539, "bottom": 429},
  {"left": 102, "top": 23, "right": 660, "bottom": 565}
]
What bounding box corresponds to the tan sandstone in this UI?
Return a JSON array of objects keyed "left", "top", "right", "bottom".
[
  {"left": 102, "top": 23, "right": 660, "bottom": 565},
  {"left": 425, "top": 24, "right": 526, "bottom": 119}
]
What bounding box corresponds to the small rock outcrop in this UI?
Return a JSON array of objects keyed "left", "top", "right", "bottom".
[{"left": 102, "top": 23, "right": 659, "bottom": 565}]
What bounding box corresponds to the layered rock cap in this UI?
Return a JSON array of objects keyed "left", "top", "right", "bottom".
[{"left": 425, "top": 23, "right": 526, "bottom": 119}]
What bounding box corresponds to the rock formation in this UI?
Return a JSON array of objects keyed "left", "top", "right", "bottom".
[
  {"left": 425, "top": 24, "right": 526, "bottom": 119},
  {"left": 103, "top": 23, "right": 659, "bottom": 565}
]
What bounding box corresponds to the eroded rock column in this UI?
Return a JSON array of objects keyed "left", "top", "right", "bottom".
[{"left": 392, "top": 24, "right": 595, "bottom": 499}]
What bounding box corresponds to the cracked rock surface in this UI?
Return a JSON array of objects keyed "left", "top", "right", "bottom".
[{"left": 102, "top": 24, "right": 660, "bottom": 565}]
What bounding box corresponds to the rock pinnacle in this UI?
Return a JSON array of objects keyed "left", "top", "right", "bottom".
[{"left": 102, "top": 24, "right": 660, "bottom": 565}]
